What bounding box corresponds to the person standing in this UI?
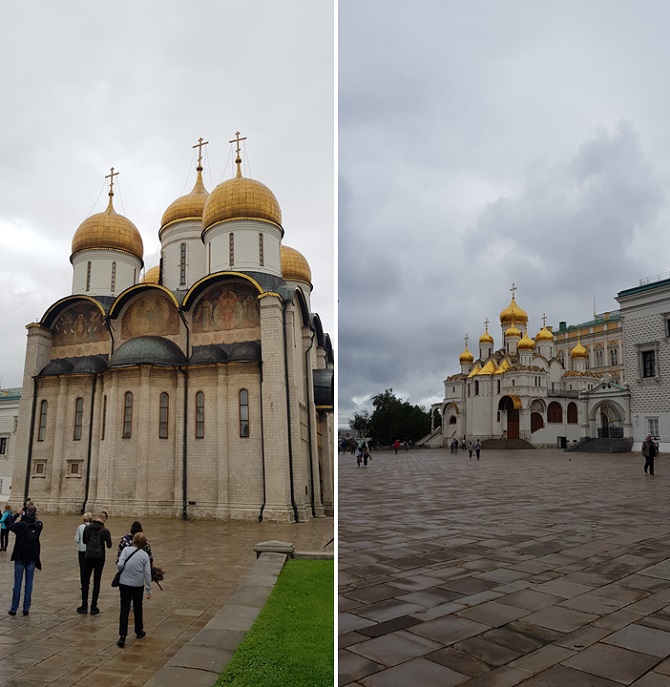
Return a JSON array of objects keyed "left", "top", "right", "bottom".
[
  {"left": 475, "top": 439, "right": 481, "bottom": 460},
  {"left": 0, "top": 504, "right": 14, "bottom": 551},
  {"left": 8, "top": 504, "right": 42, "bottom": 616},
  {"left": 116, "top": 532, "right": 152, "bottom": 648},
  {"left": 642, "top": 434, "right": 658, "bottom": 475},
  {"left": 117, "top": 521, "right": 153, "bottom": 564},
  {"left": 468, "top": 441, "right": 474, "bottom": 459},
  {"left": 394, "top": 439, "right": 400, "bottom": 455},
  {"left": 79, "top": 512, "right": 112, "bottom": 615},
  {"left": 74, "top": 512, "right": 93, "bottom": 591}
]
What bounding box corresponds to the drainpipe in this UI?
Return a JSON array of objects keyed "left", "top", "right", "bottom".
[
  {"left": 258, "top": 361, "right": 266, "bottom": 522},
  {"left": 24, "top": 377, "right": 39, "bottom": 503},
  {"left": 178, "top": 310, "right": 190, "bottom": 520},
  {"left": 282, "top": 299, "right": 299, "bottom": 523},
  {"left": 81, "top": 374, "right": 97, "bottom": 514},
  {"left": 304, "top": 329, "right": 316, "bottom": 517}
]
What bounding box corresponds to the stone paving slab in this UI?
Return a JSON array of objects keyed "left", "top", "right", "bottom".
[{"left": 339, "top": 448, "right": 670, "bottom": 685}]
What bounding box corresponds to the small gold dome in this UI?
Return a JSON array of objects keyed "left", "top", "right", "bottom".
[
  {"left": 142, "top": 265, "right": 161, "bottom": 284},
  {"left": 571, "top": 341, "right": 588, "bottom": 359},
  {"left": 459, "top": 346, "right": 474, "bottom": 364},
  {"left": 281, "top": 245, "right": 312, "bottom": 284},
  {"left": 505, "top": 325, "right": 521, "bottom": 338},
  {"left": 160, "top": 168, "right": 209, "bottom": 230},
  {"left": 500, "top": 295, "right": 528, "bottom": 325},
  {"left": 71, "top": 196, "right": 143, "bottom": 261},
  {"left": 203, "top": 170, "right": 282, "bottom": 230},
  {"left": 479, "top": 326, "right": 494, "bottom": 345},
  {"left": 518, "top": 333, "right": 536, "bottom": 350},
  {"left": 536, "top": 327, "right": 554, "bottom": 342}
]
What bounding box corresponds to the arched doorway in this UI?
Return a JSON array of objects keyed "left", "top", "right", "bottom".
[
  {"left": 596, "top": 403, "right": 622, "bottom": 438},
  {"left": 499, "top": 396, "right": 521, "bottom": 439}
]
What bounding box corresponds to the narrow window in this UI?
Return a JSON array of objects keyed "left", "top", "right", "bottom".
[
  {"left": 101, "top": 395, "right": 107, "bottom": 440},
  {"left": 73, "top": 397, "right": 84, "bottom": 441},
  {"left": 208, "top": 243, "right": 211, "bottom": 273},
  {"left": 180, "top": 243, "right": 187, "bottom": 285},
  {"left": 497, "top": 380, "right": 501, "bottom": 394},
  {"left": 159, "top": 392, "right": 169, "bottom": 439},
  {"left": 610, "top": 347, "right": 618, "bottom": 366},
  {"left": 111, "top": 262, "right": 117, "bottom": 291},
  {"left": 123, "top": 392, "right": 133, "bottom": 438},
  {"left": 0, "top": 438, "right": 7, "bottom": 454},
  {"left": 195, "top": 391, "right": 205, "bottom": 438},
  {"left": 38, "top": 400, "right": 48, "bottom": 441},
  {"left": 474, "top": 380, "right": 479, "bottom": 396},
  {"left": 259, "top": 233, "right": 264, "bottom": 266},
  {"left": 86, "top": 262, "right": 92, "bottom": 291},
  {"left": 548, "top": 401, "right": 563, "bottom": 423},
  {"left": 229, "top": 233, "right": 234, "bottom": 267},
  {"left": 239, "top": 389, "right": 249, "bottom": 437},
  {"left": 643, "top": 350, "right": 656, "bottom": 378},
  {"left": 567, "top": 402, "right": 578, "bottom": 424},
  {"left": 649, "top": 418, "right": 660, "bottom": 438}
]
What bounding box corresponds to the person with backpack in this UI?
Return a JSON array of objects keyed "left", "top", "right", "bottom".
[
  {"left": 8, "top": 503, "right": 42, "bottom": 616},
  {"left": 79, "top": 512, "right": 112, "bottom": 615},
  {"left": 0, "top": 504, "right": 14, "bottom": 551}
]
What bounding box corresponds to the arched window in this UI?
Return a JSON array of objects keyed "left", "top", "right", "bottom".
[
  {"left": 449, "top": 415, "right": 457, "bottom": 425},
  {"left": 101, "top": 395, "right": 107, "bottom": 440},
  {"left": 474, "top": 380, "right": 479, "bottom": 396},
  {"left": 531, "top": 412, "right": 544, "bottom": 433},
  {"left": 229, "top": 233, "right": 235, "bottom": 267},
  {"left": 259, "top": 233, "right": 264, "bottom": 266},
  {"left": 159, "top": 392, "right": 169, "bottom": 439},
  {"left": 195, "top": 391, "right": 205, "bottom": 438},
  {"left": 86, "top": 261, "right": 92, "bottom": 291},
  {"left": 180, "top": 243, "right": 187, "bottom": 285},
  {"left": 38, "top": 400, "right": 48, "bottom": 442},
  {"left": 111, "top": 262, "right": 117, "bottom": 291},
  {"left": 73, "top": 398, "right": 84, "bottom": 441},
  {"left": 595, "top": 348, "right": 603, "bottom": 367},
  {"left": 547, "top": 401, "right": 563, "bottom": 423},
  {"left": 123, "top": 392, "right": 133, "bottom": 438},
  {"left": 609, "top": 347, "right": 618, "bottom": 366},
  {"left": 239, "top": 389, "right": 249, "bottom": 437},
  {"left": 567, "top": 402, "right": 578, "bottom": 424}
]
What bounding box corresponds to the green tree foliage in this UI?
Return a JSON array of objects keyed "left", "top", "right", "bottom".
[{"left": 350, "top": 389, "right": 431, "bottom": 445}]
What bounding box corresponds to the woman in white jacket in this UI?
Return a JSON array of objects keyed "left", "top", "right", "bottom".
[
  {"left": 116, "top": 532, "right": 152, "bottom": 648},
  {"left": 73, "top": 512, "right": 92, "bottom": 596}
]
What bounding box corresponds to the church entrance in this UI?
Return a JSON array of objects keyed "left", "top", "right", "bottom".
[{"left": 499, "top": 396, "right": 521, "bottom": 440}]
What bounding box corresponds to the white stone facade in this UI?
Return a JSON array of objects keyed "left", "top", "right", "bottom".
[{"left": 0, "top": 389, "right": 20, "bottom": 503}]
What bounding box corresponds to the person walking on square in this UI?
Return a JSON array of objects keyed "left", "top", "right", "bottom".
[
  {"left": 116, "top": 532, "right": 152, "bottom": 648},
  {"left": 0, "top": 504, "right": 14, "bottom": 551},
  {"left": 642, "top": 434, "right": 658, "bottom": 475},
  {"left": 117, "top": 521, "right": 153, "bottom": 564},
  {"left": 475, "top": 439, "right": 481, "bottom": 460},
  {"left": 363, "top": 445, "right": 371, "bottom": 467},
  {"left": 74, "top": 512, "right": 93, "bottom": 589},
  {"left": 468, "top": 441, "right": 474, "bottom": 459},
  {"left": 79, "top": 512, "right": 112, "bottom": 615},
  {"left": 8, "top": 503, "right": 42, "bottom": 616},
  {"left": 394, "top": 439, "right": 400, "bottom": 455}
]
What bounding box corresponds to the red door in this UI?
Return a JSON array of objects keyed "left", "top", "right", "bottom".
[{"left": 507, "top": 409, "right": 520, "bottom": 439}]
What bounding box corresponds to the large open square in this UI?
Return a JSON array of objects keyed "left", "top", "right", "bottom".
[{"left": 339, "top": 448, "right": 670, "bottom": 686}]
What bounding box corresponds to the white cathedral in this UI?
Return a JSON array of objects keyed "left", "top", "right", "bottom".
[
  {"left": 11, "top": 134, "right": 334, "bottom": 522},
  {"left": 429, "top": 287, "right": 632, "bottom": 449}
]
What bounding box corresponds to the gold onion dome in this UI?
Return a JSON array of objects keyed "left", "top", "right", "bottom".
[
  {"left": 281, "top": 245, "right": 312, "bottom": 284},
  {"left": 142, "top": 265, "right": 160, "bottom": 284},
  {"left": 505, "top": 325, "right": 521, "bottom": 338},
  {"left": 160, "top": 168, "right": 209, "bottom": 230},
  {"left": 536, "top": 326, "right": 554, "bottom": 341},
  {"left": 479, "top": 326, "right": 494, "bottom": 345},
  {"left": 459, "top": 345, "right": 474, "bottom": 364},
  {"left": 518, "top": 332, "right": 536, "bottom": 350},
  {"left": 71, "top": 194, "right": 143, "bottom": 261},
  {"left": 571, "top": 341, "right": 588, "bottom": 359},
  {"left": 500, "top": 295, "right": 528, "bottom": 325}
]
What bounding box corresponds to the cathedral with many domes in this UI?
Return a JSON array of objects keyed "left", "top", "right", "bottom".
[
  {"left": 11, "top": 134, "right": 334, "bottom": 522},
  {"left": 428, "top": 286, "right": 632, "bottom": 449}
]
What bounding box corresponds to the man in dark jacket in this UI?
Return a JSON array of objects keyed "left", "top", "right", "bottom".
[
  {"left": 79, "top": 512, "right": 112, "bottom": 615},
  {"left": 642, "top": 434, "right": 659, "bottom": 475},
  {"left": 8, "top": 503, "right": 43, "bottom": 616}
]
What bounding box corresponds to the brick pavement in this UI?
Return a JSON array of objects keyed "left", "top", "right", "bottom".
[
  {"left": 339, "top": 448, "right": 670, "bottom": 686},
  {"left": 0, "top": 513, "right": 333, "bottom": 686}
]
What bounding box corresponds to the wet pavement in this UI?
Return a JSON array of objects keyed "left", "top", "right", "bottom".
[
  {"left": 339, "top": 447, "right": 670, "bottom": 686},
  {"left": 0, "top": 512, "right": 333, "bottom": 686}
]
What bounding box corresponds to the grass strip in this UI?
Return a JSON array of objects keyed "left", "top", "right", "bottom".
[{"left": 216, "top": 558, "right": 334, "bottom": 687}]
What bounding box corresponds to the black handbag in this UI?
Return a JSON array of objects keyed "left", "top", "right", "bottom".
[{"left": 111, "top": 548, "right": 140, "bottom": 587}]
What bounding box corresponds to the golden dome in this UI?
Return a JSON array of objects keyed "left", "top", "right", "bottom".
[
  {"left": 536, "top": 327, "right": 554, "bottom": 342},
  {"left": 142, "top": 265, "right": 160, "bottom": 284},
  {"left": 505, "top": 325, "right": 521, "bottom": 338},
  {"left": 160, "top": 168, "right": 209, "bottom": 230},
  {"left": 571, "top": 341, "right": 588, "bottom": 359},
  {"left": 281, "top": 245, "right": 312, "bottom": 284},
  {"left": 500, "top": 295, "right": 528, "bottom": 325},
  {"left": 202, "top": 165, "right": 282, "bottom": 230},
  {"left": 518, "top": 333, "right": 536, "bottom": 350},
  {"left": 71, "top": 195, "right": 143, "bottom": 261},
  {"left": 459, "top": 346, "right": 474, "bottom": 364},
  {"left": 479, "top": 325, "right": 494, "bottom": 345}
]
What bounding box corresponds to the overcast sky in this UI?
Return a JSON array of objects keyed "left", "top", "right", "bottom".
[
  {"left": 339, "top": 1, "right": 670, "bottom": 426},
  {"left": 0, "top": 1, "right": 334, "bottom": 390}
]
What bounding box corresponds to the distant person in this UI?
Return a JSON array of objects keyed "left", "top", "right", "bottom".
[
  {"left": 116, "top": 532, "right": 152, "bottom": 648},
  {"left": 453, "top": 439, "right": 459, "bottom": 455},
  {"left": 642, "top": 434, "right": 659, "bottom": 475},
  {"left": 475, "top": 439, "right": 481, "bottom": 460},
  {"left": 363, "top": 446, "right": 371, "bottom": 467},
  {"left": 117, "top": 521, "right": 153, "bottom": 564},
  {"left": 403, "top": 441, "right": 409, "bottom": 452},
  {"left": 74, "top": 512, "right": 93, "bottom": 591},
  {"left": 468, "top": 441, "right": 474, "bottom": 459},
  {"left": 79, "top": 512, "right": 112, "bottom": 615},
  {"left": 8, "top": 504, "right": 42, "bottom": 616},
  {"left": 0, "top": 504, "right": 13, "bottom": 551},
  {"left": 393, "top": 439, "right": 400, "bottom": 454}
]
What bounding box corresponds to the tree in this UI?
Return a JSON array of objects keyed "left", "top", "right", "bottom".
[{"left": 364, "top": 389, "right": 431, "bottom": 445}]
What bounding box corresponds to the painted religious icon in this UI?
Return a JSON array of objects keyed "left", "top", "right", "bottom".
[{"left": 193, "top": 283, "right": 260, "bottom": 333}]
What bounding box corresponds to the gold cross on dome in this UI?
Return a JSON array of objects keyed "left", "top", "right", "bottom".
[
  {"left": 105, "top": 167, "right": 119, "bottom": 196},
  {"left": 464, "top": 334, "right": 469, "bottom": 348},
  {"left": 192, "top": 137, "right": 209, "bottom": 167},
  {"left": 510, "top": 282, "right": 517, "bottom": 299},
  {"left": 542, "top": 313, "right": 547, "bottom": 328},
  {"left": 484, "top": 318, "right": 489, "bottom": 332},
  {"left": 229, "top": 131, "right": 247, "bottom": 158}
]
